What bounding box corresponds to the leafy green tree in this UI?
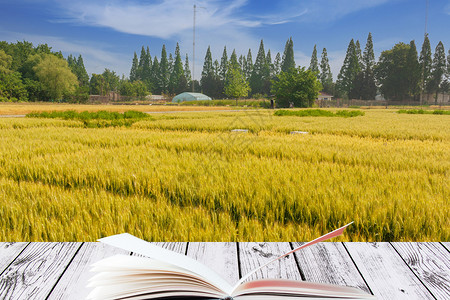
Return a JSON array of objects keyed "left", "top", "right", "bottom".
[
  {"left": 130, "top": 52, "right": 139, "bottom": 82},
  {"left": 33, "top": 54, "right": 78, "bottom": 100},
  {"left": 89, "top": 74, "right": 105, "bottom": 95},
  {"left": 0, "top": 50, "right": 28, "bottom": 101},
  {"left": 281, "top": 37, "right": 295, "bottom": 72},
  {"left": 102, "top": 68, "right": 120, "bottom": 93},
  {"left": 319, "top": 48, "right": 333, "bottom": 94},
  {"left": 224, "top": 67, "right": 250, "bottom": 100},
  {"left": 376, "top": 42, "right": 416, "bottom": 100},
  {"left": 419, "top": 34, "right": 433, "bottom": 95},
  {"left": 429, "top": 41, "right": 446, "bottom": 103},
  {"left": 308, "top": 45, "right": 319, "bottom": 77},
  {"left": 168, "top": 43, "right": 187, "bottom": 94},
  {"left": 271, "top": 67, "right": 322, "bottom": 107}
]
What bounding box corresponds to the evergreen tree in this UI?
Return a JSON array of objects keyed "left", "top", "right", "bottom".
[
  {"left": 250, "top": 40, "right": 270, "bottom": 95},
  {"left": 281, "top": 37, "right": 295, "bottom": 72},
  {"left": 76, "top": 55, "right": 89, "bottom": 87},
  {"left": 168, "top": 53, "right": 174, "bottom": 78},
  {"left": 356, "top": 33, "right": 377, "bottom": 100},
  {"left": 308, "top": 45, "right": 319, "bottom": 77},
  {"left": 239, "top": 55, "right": 246, "bottom": 75},
  {"left": 159, "top": 45, "right": 169, "bottom": 94},
  {"left": 419, "top": 34, "right": 432, "bottom": 96},
  {"left": 184, "top": 54, "right": 191, "bottom": 88},
  {"left": 151, "top": 56, "right": 161, "bottom": 94},
  {"left": 130, "top": 52, "right": 139, "bottom": 82},
  {"left": 405, "top": 40, "right": 420, "bottom": 100},
  {"left": 336, "top": 39, "right": 360, "bottom": 98},
  {"left": 429, "top": 41, "right": 446, "bottom": 103},
  {"left": 219, "top": 46, "right": 228, "bottom": 81},
  {"left": 168, "top": 43, "right": 187, "bottom": 94},
  {"left": 355, "top": 40, "right": 363, "bottom": 67},
  {"left": 266, "top": 50, "right": 274, "bottom": 77},
  {"left": 137, "top": 46, "right": 146, "bottom": 81},
  {"left": 245, "top": 49, "right": 253, "bottom": 79},
  {"left": 229, "top": 49, "right": 239, "bottom": 71},
  {"left": 319, "top": 48, "right": 333, "bottom": 94},
  {"left": 201, "top": 46, "right": 220, "bottom": 98},
  {"left": 273, "top": 52, "right": 281, "bottom": 76},
  {"left": 213, "top": 59, "right": 220, "bottom": 78}
]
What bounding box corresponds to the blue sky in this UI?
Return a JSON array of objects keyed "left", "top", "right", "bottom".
[{"left": 1, "top": 0, "right": 449, "bottom": 80}]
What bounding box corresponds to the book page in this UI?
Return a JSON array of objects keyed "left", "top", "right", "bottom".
[{"left": 98, "top": 233, "right": 234, "bottom": 295}]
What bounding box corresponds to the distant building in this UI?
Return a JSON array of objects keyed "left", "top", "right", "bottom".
[
  {"left": 172, "top": 92, "right": 212, "bottom": 103},
  {"left": 316, "top": 92, "right": 333, "bottom": 101}
]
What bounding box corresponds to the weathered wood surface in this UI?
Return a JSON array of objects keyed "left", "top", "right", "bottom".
[
  {"left": 391, "top": 242, "right": 450, "bottom": 300},
  {"left": 239, "top": 242, "right": 301, "bottom": 282},
  {"left": 344, "top": 242, "right": 435, "bottom": 299},
  {"left": 442, "top": 242, "right": 450, "bottom": 252},
  {"left": 0, "top": 242, "right": 448, "bottom": 300},
  {"left": 0, "top": 243, "right": 29, "bottom": 274},
  {"left": 0, "top": 242, "right": 81, "bottom": 300},
  {"left": 187, "top": 242, "right": 239, "bottom": 285},
  {"left": 291, "top": 242, "right": 371, "bottom": 293}
]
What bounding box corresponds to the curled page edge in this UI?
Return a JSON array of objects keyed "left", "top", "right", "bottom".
[
  {"left": 97, "top": 233, "right": 234, "bottom": 296},
  {"left": 232, "top": 222, "right": 354, "bottom": 292}
]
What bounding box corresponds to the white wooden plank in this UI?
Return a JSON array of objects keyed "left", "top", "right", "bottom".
[
  {"left": 187, "top": 242, "right": 239, "bottom": 285},
  {"left": 291, "top": 242, "right": 371, "bottom": 294},
  {"left": 0, "top": 242, "right": 81, "bottom": 300},
  {"left": 47, "top": 243, "right": 130, "bottom": 300},
  {"left": 0, "top": 243, "right": 29, "bottom": 274},
  {"left": 442, "top": 242, "right": 450, "bottom": 252},
  {"left": 239, "top": 242, "right": 301, "bottom": 282},
  {"left": 345, "top": 242, "right": 433, "bottom": 300},
  {"left": 391, "top": 242, "right": 450, "bottom": 299},
  {"left": 154, "top": 242, "right": 187, "bottom": 254}
]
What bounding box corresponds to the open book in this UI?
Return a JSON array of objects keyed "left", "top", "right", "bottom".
[{"left": 88, "top": 223, "right": 375, "bottom": 299}]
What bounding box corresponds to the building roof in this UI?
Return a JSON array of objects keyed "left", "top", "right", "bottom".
[{"left": 172, "top": 92, "right": 212, "bottom": 102}]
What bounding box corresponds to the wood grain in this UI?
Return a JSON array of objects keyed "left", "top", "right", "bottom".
[
  {"left": 238, "top": 242, "right": 301, "bottom": 282},
  {"left": 391, "top": 242, "right": 450, "bottom": 299},
  {"left": 0, "top": 243, "right": 29, "bottom": 274},
  {"left": 291, "top": 242, "right": 371, "bottom": 293},
  {"left": 187, "top": 242, "right": 239, "bottom": 285},
  {"left": 0, "top": 242, "right": 81, "bottom": 300},
  {"left": 345, "top": 242, "right": 434, "bottom": 300},
  {"left": 441, "top": 242, "right": 450, "bottom": 252},
  {"left": 46, "top": 242, "right": 130, "bottom": 300}
]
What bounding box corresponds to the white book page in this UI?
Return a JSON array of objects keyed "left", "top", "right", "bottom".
[{"left": 97, "top": 234, "right": 234, "bottom": 295}]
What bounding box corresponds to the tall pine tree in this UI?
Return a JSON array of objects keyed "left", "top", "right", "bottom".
[
  {"left": 245, "top": 49, "right": 253, "bottom": 79},
  {"left": 159, "top": 45, "right": 169, "bottom": 94},
  {"left": 429, "top": 41, "right": 446, "bottom": 103},
  {"left": 168, "top": 43, "right": 187, "bottom": 94},
  {"left": 309, "top": 44, "right": 319, "bottom": 77},
  {"left": 184, "top": 53, "right": 192, "bottom": 89},
  {"left": 137, "top": 46, "right": 146, "bottom": 81},
  {"left": 336, "top": 39, "right": 360, "bottom": 99},
  {"left": 358, "top": 33, "right": 377, "bottom": 100},
  {"left": 273, "top": 52, "right": 281, "bottom": 76},
  {"left": 419, "top": 34, "right": 432, "bottom": 98},
  {"left": 281, "top": 37, "right": 295, "bottom": 72},
  {"left": 151, "top": 56, "right": 161, "bottom": 94},
  {"left": 320, "top": 48, "right": 333, "bottom": 94},
  {"left": 219, "top": 46, "right": 228, "bottom": 82},
  {"left": 201, "top": 46, "right": 217, "bottom": 98},
  {"left": 130, "top": 52, "right": 139, "bottom": 82},
  {"left": 405, "top": 40, "right": 420, "bottom": 100},
  {"left": 250, "top": 40, "right": 270, "bottom": 95}
]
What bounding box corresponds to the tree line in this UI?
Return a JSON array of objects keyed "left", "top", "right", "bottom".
[{"left": 1, "top": 35, "right": 449, "bottom": 103}]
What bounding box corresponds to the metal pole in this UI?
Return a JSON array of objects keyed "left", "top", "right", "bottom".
[{"left": 192, "top": 4, "right": 196, "bottom": 92}]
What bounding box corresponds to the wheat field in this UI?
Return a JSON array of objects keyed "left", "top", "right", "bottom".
[{"left": 0, "top": 107, "right": 448, "bottom": 241}]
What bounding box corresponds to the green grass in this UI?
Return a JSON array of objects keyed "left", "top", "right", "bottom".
[
  {"left": 26, "top": 110, "right": 152, "bottom": 127},
  {"left": 275, "top": 109, "right": 365, "bottom": 118},
  {"left": 397, "top": 109, "right": 450, "bottom": 115}
]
